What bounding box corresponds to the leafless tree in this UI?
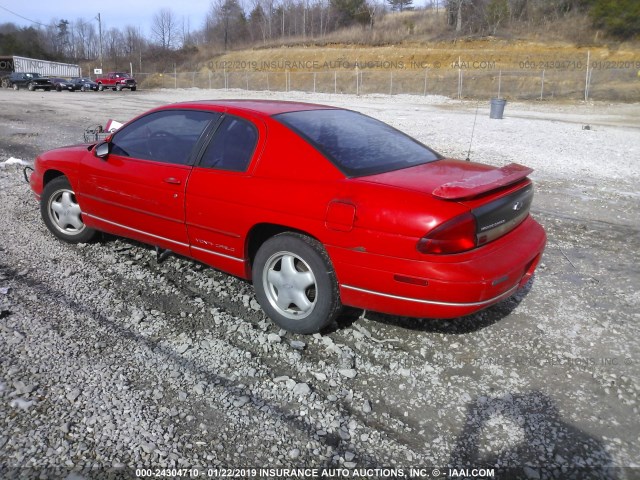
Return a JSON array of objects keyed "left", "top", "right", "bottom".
[
  {"left": 151, "top": 8, "right": 178, "bottom": 50},
  {"left": 366, "top": 0, "right": 383, "bottom": 29}
]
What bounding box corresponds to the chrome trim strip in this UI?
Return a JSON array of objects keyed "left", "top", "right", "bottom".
[
  {"left": 84, "top": 213, "right": 190, "bottom": 249},
  {"left": 85, "top": 213, "right": 246, "bottom": 263},
  {"left": 191, "top": 245, "right": 245, "bottom": 263},
  {"left": 341, "top": 283, "right": 519, "bottom": 308}
]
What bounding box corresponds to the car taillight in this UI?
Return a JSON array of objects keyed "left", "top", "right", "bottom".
[{"left": 417, "top": 212, "right": 477, "bottom": 254}]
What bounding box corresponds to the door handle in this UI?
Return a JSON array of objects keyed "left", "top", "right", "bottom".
[{"left": 164, "top": 177, "right": 181, "bottom": 185}]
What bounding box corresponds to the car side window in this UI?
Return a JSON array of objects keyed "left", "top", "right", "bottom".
[
  {"left": 110, "top": 110, "right": 221, "bottom": 165},
  {"left": 199, "top": 116, "right": 258, "bottom": 172}
]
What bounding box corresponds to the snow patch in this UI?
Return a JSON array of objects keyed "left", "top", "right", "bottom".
[{"left": 1, "top": 157, "right": 29, "bottom": 167}]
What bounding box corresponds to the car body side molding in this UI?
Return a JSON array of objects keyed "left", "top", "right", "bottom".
[{"left": 341, "top": 283, "right": 519, "bottom": 308}]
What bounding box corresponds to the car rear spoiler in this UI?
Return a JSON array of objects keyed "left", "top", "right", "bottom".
[{"left": 432, "top": 163, "right": 534, "bottom": 200}]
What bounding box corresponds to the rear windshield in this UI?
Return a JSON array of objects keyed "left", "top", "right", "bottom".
[{"left": 274, "top": 109, "right": 441, "bottom": 177}]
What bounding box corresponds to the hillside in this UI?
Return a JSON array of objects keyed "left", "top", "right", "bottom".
[{"left": 142, "top": 37, "right": 640, "bottom": 102}]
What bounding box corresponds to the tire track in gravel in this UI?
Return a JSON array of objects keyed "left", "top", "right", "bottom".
[
  {"left": 1, "top": 174, "right": 433, "bottom": 467},
  {"left": 3, "top": 89, "right": 639, "bottom": 472},
  {"left": 5, "top": 166, "right": 638, "bottom": 468}
]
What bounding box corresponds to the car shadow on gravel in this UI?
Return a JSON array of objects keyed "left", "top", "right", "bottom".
[
  {"left": 356, "top": 279, "right": 534, "bottom": 335},
  {"left": 448, "top": 391, "right": 619, "bottom": 479}
]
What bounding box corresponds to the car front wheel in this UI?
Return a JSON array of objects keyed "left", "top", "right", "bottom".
[
  {"left": 27, "top": 83, "right": 34, "bottom": 91},
  {"left": 41, "top": 177, "right": 96, "bottom": 243},
  {"left": 252, "top": 233, "right": 341, "bottom": 334}
]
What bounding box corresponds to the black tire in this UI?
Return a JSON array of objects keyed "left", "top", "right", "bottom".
[
  {"left": 252, "top": 233, "right": 341, "bottom": 334},
  {"left": 12, "top": 83, "right": 18, "bottom": 90},
  {"left": 40, "top": 177, "right": 96, "bottom": 244},
  {"left": 80, "top": 86, "right": 86, "bottom": 92},
  {"left": 98, "top": 84, "right": 104, "bottom": 91},
  {"left": 56, "top": 85, "right": 62, "bottom": 92},
  {"left": 116, "top": 84, "right": 122, "bottom": 91},
  {"left": 131, "top": 86, "right": 137, "bottom": 91},
  {"left": 28, "top": 83, "right": 35, "bottom": 91}
]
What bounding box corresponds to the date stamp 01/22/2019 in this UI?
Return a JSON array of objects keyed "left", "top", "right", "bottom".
[{"left": 134, "top": 467, "right": 495, "bottom": 479}]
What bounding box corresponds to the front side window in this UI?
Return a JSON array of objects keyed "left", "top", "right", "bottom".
[
  {"left": 199, "top": 116, "right": 258, "bottom": 172},
  {"left": 110, "top": 110, "right": 220, "bottom": 165},
  {"left": 275, "top": 109, "right": 441, "bottom": 177}
]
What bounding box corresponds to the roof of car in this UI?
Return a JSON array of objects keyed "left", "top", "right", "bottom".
[{"left": 168, "top": 99, "right": 339, "bottom": 117}]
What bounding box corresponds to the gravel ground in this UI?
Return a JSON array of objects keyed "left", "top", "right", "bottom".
[{"left": 0, "top": 88, "right": 639, "bottom": 479}]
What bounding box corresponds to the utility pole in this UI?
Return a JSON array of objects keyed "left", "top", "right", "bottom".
[{"left": 96, "top": 13, "right": 103, "bottom": 69}]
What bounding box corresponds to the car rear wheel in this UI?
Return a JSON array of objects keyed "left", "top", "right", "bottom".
[
  {"left": 252, "top": 233, "right": 341, "bottom": 334},
  {"left": 41, "top": 177, "right": 95, "bottom": 244}
]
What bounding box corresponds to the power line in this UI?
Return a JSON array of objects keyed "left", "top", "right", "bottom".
[{"left": 0, "top": 4, "right": 50, "bottom": 27}]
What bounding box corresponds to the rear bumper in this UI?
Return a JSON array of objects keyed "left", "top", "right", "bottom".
[{"left": 331, "top": 216, "right": 546, "bottom": 319}]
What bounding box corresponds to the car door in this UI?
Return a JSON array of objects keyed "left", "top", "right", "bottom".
[
  {"left": 79, "top": 109, "right": 221, "bottom": 255},
  {"left": 186, "top": 114, "right": 263, "bottom": 277}
]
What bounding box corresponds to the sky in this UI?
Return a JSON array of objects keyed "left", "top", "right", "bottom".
[{"left": 0, "top": 2, "right": 212, "bottom": 37}]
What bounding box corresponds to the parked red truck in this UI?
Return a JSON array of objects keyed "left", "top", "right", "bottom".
[{"left": 95, "top": 72, "right": 137, "bottom": 91}]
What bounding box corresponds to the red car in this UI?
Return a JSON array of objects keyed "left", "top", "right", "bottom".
[{"left": 29, "top": 100, "right": 546, "bottom": 333}]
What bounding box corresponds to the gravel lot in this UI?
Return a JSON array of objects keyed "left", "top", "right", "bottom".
[{"left": 0, "top": 88, "right": 639, "bottom": 479}]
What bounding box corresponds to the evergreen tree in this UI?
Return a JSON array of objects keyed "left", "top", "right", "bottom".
[
  {"left": 331, "top": 0, "right": 371, "bottom": 27},
  {"left": 589, "top": 0, "right": 640, "bottom": 39},
  {"left": 387, "top": 0, "right": 414, "bottom": 12}
]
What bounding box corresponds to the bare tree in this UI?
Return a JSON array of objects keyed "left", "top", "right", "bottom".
[
  {"left": 249, "top": 0, "right": 271, "bottom": 43},
  {"left": 152, "top": 8, "right": 178, "bottom": 50},
  {"left": 73, "top": 20, "right": 97, "bottom": 60},
  {"left": 447, "top": 0, "right": 471, "bottom": 32},
  {"left": 366, "top": 0, "right": 382, "bottom": 29},
  {"left": 484, "top": 0, "right": 509, "bottom": 34},
  {"left": 104, "top": 28, "right": 125, "bottom": 68}
]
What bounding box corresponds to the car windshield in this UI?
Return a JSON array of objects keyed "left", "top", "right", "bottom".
[{"left": 274, "top": 109, "right": 441, "bottom": 177}]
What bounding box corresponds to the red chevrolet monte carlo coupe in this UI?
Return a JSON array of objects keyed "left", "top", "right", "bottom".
[{"left": 29, "top": 100, "right": 546, "bottom": 333}]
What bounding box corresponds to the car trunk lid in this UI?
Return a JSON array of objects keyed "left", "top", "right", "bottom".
[{"left": 359, "top": 159, "right": 535, "bottom": 248}]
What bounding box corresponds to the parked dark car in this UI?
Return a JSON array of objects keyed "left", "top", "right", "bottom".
[
  {"left": 50, "top": 78, "right": 75, "bottom": 92},
  {"left": 71, "top": 77, "right": 99, "bottom": 92},
  {"left": 2, "top": 72, "right": 52, "bottom": 91}
]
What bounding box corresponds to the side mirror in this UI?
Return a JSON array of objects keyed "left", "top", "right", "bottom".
[{"left": 94, "top": 141, "right": 110, "bottom": 159}]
